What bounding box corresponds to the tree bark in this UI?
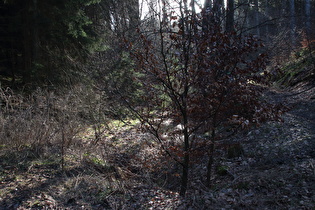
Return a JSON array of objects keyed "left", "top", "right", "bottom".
[
  {"left": 22, "top": 0, "right": 32, "bottom": 82},
  {"left": 32, "top": 0, "right": 39, "bottom": 65},
  {"left": 180, "top": 129, "right": 190, "bottom": 196},
  {"left": 206, "top": 127, "right": 215, "bottom": 187},
  {"left": 180, "top": 100, "right": 190, "bottom": 196},
  {"left": 254, "top": 0, "right": 260, "bottom": 36},
  {"left": 305, "top": 0, "right": 311, "bottom": 37},
  {"left": 204, "top": 0, "right": 212, "bottom": 10},
  {"left": 264, "top": 0, "right": 270, "bottom": 39},
  {"left": 213, "top": 0, "right": 223, "bottom": 16},
  {"left": 226, "top": 0, "right": 234, "bottom": 32},
  {"left": 289, "top": 0, "right": 296, "bottom": 46}
]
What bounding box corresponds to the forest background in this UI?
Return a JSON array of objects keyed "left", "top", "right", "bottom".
[{"left": 0, "top": 0, "right": 314, "bottom": 209}]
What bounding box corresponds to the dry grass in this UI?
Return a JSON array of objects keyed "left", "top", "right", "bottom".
[
  {"left": 0, "top": 85, "right": 162, "bottom": 209},
  {"left": 0, "top": 85, "right": 314, "bottom": 209}
]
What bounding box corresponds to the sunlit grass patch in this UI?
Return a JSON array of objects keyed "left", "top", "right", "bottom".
[
  {"left": 76, "top": 118, "right": 140, "bottom": 143},
  {"left": 108, "top": 118, "right": 140, "bottom": 128}
]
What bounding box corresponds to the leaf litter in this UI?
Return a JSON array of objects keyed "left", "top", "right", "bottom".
[{"left": 0, "top": 83, "right": 314, "bottom": 209}]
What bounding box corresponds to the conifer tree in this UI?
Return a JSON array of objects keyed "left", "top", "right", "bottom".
[{"left": 0, "top": 0, "right": 107, "bottom": 86}]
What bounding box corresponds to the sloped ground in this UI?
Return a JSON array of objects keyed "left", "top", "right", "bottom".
[
  {"left": 0, "top": 82, "right": 314, "bottom": 209},
  {"left": 138, "top": 82, "right": 315, "bottom": 209},
  {"left": 190, "top": 82, "right": 315, "bottom": 209}
]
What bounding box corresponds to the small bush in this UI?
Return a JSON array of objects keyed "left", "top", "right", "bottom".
[{"left": 0, "top": 86, "right": 108, "bottom": 164}]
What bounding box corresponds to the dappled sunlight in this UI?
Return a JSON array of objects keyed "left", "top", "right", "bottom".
[{"left": 0, "top": 0, "right": 314, "bottom": 208}]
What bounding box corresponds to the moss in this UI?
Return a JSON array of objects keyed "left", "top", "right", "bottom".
[{"left": 276, "top": 49, "right": 315, "bottom": 87}]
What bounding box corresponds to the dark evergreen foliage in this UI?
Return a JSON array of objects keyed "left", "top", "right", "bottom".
[{"left": 0, "top": 0, "right": 106, "bottom": 86}]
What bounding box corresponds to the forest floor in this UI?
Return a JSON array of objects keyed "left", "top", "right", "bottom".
[{"left": 0, "top": 81, "right": 314, "bottom": 209}]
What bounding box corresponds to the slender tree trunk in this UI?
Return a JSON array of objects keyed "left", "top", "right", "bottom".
[
  {"left": 32, "top": 0, "right": 39, "bottom": 64},
  {"left": 127, "top": 0, "right": 140, "bottom": 28},
  {"left": 238, "top": 0, "right": 249, "bottom": 35},
  {"left": 206, "top": 127, "right": 215, "bottom": 187},
  {"left": 204, "top": 0, "right": 212, "bottom": 10},
  {"left": 179, "top": 76, "right": 190, "bottom": 196},
  {"left": 22, "top": 0, "right": 32, "bottom": 82},
  {"left": 305, "top": 0, "right": 311, "bottom": 37},
  {"left": 7, "top": 49, "right": 16, "bottom": 84},
  {"left": 289, "top": 0, "right": 296, "bottom": 46},
  {"left": 180, "top": 127, "right": 190, "bottom": 196},
  {"left": 254, "top": 0, "right": 260, "bottom": 37},
  {"left": 265, "top": 0, "right": 270, "bottom": 39},
  {"left": 22, "top": 0, "right": 39, "bottom": 83},
  {"left": 213, "top": 0, "right": 223, "bottom": 21},
  {"left": 202, "top": 0, "right": 213, "bottom": 31},
  {"left": 226, "top": 0, "right": 234, "bottom": 32},
  {"left": 179, "top": 3, "right": 191, "bottom": 194},
  {"left": 179, "top": 84, "right": 190, "bottom": 196}
]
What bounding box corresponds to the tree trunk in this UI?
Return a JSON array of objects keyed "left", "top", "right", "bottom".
[
  {"left": 289, "top": 0, "right": 296, "bottom": 46},
  {"left": 127, "top": 0, "right": 140, "bottom": 28},
  {"left": 213, "top": 0, "right": 223, "bottom": 18},
  {"left": 204, "top": 0, "right": 212, "bottom": 10},
  {"left": 179, "top": 108, "right": 190, "bottom": 196},
  {"left": 180, "top": 70, "right": 190, "bottom": 196},
  {"left": 179, "top": 109, "right": 190, "bottom": 196},
  {"left": 305, "top": 0, "right": 311, "bottom": 37},
  {"left": 22, "top": 0, "right": 39, "bottom": 83},
  {"left": 180, "top": 134, "right": 190, "bottom": 196},
  {"left": 206, "top": 127, "right": 216, "bottom": 187},
  {"left": 264, "top": 0, "right": 270, "bottom": 39},
  {"left": 238, "top": 0, "right": 249, "bottom": 35},
  {"left": 254, "top": 0, "right": 260, "bottom": 37},
  {"left": 202, "top": 0, "right": 214, "bottom": 31},
  {"left": 22, "top": 1, "right": 32, "bottom": 83},
  {"left": 32, "top": 0, "right": 39, "bottom": 65},
  {"left": 226, "top": 0, "right": 234, "bottom": 32}
]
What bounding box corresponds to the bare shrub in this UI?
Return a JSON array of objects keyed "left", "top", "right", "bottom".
[
  {"left": 0, "top": 85, "right": 108, "bottom": 162},
  {"left": 0, "top": 88, "right": 55, "bottom": 154}
]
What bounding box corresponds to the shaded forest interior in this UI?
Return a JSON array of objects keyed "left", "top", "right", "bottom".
[{"left": 0, "top": 0, "right": 314, "bottom": 209}]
